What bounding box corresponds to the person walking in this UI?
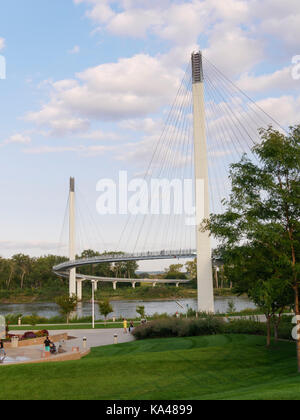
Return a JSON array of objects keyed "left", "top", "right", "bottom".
[
  {"left": 123, "top": 319, "right": 128, "bottom": 334},
  {"left": 44, "top": 336, "right": 51, "bottom": 353},
  {"left": 129, "top": 321, "right": 134, "bottom": 333}
]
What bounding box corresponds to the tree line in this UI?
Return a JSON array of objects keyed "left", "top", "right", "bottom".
[{"left": 0, "top": 251, "right": 139, "bottom": 291}]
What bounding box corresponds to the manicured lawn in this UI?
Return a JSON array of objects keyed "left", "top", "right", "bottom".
[{"left": 1, "top": 335, "right": 300, "bottom": 400}]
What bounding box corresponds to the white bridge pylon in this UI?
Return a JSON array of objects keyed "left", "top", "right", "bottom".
[{"left": 192, "top": 51, "right": 214, "bottom": 313}]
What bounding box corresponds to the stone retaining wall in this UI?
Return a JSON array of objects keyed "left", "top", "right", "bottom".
[
  {"left": 2, "top": 349, "right": 91, "bottom": 366},
  {"left": 3, "top": 333, "right": 68, "bottom": 349}
]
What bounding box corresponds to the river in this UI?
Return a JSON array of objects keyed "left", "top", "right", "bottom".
[{"left": 0, "top": 296, "right": 255, "bottom": 319}]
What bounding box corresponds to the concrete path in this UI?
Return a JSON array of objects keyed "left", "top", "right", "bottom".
[
  {"left": 8, "top": 328, "right": 134, "bottom": 353},
  {"left": 48, "top": 328, "right": 135, "bottom": 350}
]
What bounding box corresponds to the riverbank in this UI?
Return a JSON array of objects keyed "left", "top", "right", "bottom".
[{"left": 0, "top": 286, "right": 235, "bottom": 304}]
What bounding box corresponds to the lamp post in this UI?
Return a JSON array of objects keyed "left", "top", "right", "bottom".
[{"left": 91, "top": 280, "right": 95, "bottom": 329}]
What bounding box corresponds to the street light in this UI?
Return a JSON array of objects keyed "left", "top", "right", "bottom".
[{"left": 91, "top": 280, "right": 96, "bottom": 329}]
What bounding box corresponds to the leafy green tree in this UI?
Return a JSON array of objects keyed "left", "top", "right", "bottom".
[
  {"left": 136, "top": 305, "right": 146, "bottom": 319},
  {"left": 185, "top": 259, "right": 197, "bottom": 279},
  {"left": 164, "top": 264, "right": 187, "bottom": 280},
  {"left": 223, "top": 242, "right": 294, "bottom": 345},
  {"left": 98, "top": 300, "right": 113, "bottom": 324},
  {"left": 55, "top": 295, "right": 78, "bottom": 323},
  {"left": 12, "top": 254, "right": 32, "bottom": 289},
  {"left": 205, "top": 126, "right": 300, "bottom": 366}
]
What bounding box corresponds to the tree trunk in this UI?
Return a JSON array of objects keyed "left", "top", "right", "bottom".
[
  {"left": 215, "top": 269, "right": 219, "bottom": 289},
  {"left": 266, "top": 316, "right": 271, "bottom": 347},
  {"left": 21, "top": 271, "right": 25, "bottom": 289},
  {"left": 294, "top": 285, "right": 300, "bottom": 373},
  {"left": 274, "top": 316, "right": 278, "bottom": 342}
]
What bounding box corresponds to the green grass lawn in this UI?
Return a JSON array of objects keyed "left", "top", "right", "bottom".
[{"left": 1, "top": 335, "right": 300, "bottom": 400}]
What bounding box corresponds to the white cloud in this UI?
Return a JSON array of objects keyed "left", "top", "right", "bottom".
[
  {"left": 74, "top": 0, "right": 249, "bottom": 45},
  {"left": 119, "top": 118, "right": 162, "bottom": 134},
  {"left": 204, "top": 25, "right": 264, "bottom": 76},
  {"left": 25, "top": 104, "right": 90, "bottom": 136},
  {"left": 0, "top": 38, "right": 5, "bottom": 50},
  {"left": 248, "top": 0, "right": 300, "bottom": 49},
  {"left": 3, "top": 133, "right": 31, "bottom": 145},
  {"left": 237, "top": 66, "right": 297, "bottom": 93},
  {"left": 255, "top": 95, "right": 300, "bottom": 127},
  {"left": 68, "top": 45, "right": 80, "bottom": 54},
  {"left": 262, "top": 15, "right": 300, "bottom": 48},
  {"left": 81, "top": 129, "right": 123, "bottom": 141},
  {"left": 24, "top": 53, "right": 183, "bottom": 135},
  {"left": 22, "top": 0, "right": 300, "bottom": 165}
]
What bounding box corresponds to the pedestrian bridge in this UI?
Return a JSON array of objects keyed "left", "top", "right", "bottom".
[
  {"left": 53, "top": 249, "right": 196, "bottom": 293},
  {"left": 53, "top": 249, "right": 196, "bottom": 272}
]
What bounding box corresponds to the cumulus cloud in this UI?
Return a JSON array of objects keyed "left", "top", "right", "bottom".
[
  {"left": 119, "top": 118, "right": 162, "bottom": 134},
  {"left": 237, "top": 66, "right": 297, "bottom": 93},
  {"left": 3, "top": 133, "right": 31, "bottom": 145},
  {"left": 255, "top": 95, "right": 300, "bottom": 127},
  {"left": 21, "top": 0, "right": 300, "bottom": 163},
  {"left": 24, "top": 54, "right": 183, "bottom": 135},
  {"left": 203, "top": 25, "right": 264, "bottom": 77}
]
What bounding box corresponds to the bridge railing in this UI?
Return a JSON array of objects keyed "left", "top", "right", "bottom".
[{"left": 53, "top": 249, "right": 196, "bottom": 272}]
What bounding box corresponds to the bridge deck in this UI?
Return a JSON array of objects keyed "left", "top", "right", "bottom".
[{"left": 53, "top": 249, "right": 196, "bottom": 272}]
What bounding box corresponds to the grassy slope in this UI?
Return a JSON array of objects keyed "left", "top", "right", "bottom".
[{"left": 1, "top": 335, "right": 300, "bottom": 400}]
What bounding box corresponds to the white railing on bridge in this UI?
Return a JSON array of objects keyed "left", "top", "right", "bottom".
[{"left": 53, "top": 249, "right": 197, "bottom": 272}]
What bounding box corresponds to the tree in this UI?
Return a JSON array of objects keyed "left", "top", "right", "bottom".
[
  {"left": 55, "top": 295, "right": 78, "bottom": 323},
  {"left": 12, "top": 254, "right": 31, "bottom": 289},
  {"left": 205, "top": 126, "right": 299, "bottom": 365},
  {"left": 164, "top": 264, "right": 187, "bottom": 280},
  {"left": 222, "top": 242, "right": 294, "bottom": 345},
  {"left": 185, "top": 259, "right": 197, "bottom": 279},
  {"left": 98, "top": 300, "right": 113, "bottom": 324},
  {"left": 136, "top": 305, "right": 146, "bottom": 319}
]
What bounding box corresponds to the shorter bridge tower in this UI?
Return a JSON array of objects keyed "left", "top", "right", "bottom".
[{"left": 69, "top": 177, "right": 77, "bottom": 297}]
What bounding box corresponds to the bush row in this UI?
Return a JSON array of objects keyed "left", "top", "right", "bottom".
[
  {"left": 133, "top": 317, "right": 225, "bottom": 339},
  {"left": 132, "top": 317, "right": 293, "bottom": 340}
]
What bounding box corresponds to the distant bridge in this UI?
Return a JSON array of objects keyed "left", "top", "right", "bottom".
[{"left": 53, "top": 249, "right": 195, "bottom": 299}]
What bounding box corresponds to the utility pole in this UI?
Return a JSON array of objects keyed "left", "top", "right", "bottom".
[{"left": 191, "top": 51, "right": 215, "bottom": 313}]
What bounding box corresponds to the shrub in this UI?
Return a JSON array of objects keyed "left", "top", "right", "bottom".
[
  {"left": 21, "top": 332, "right": 37, "bottom": 340},
  {"left": 224, "top": 319, "right": 266, "bottom": 336},
  {"left": 34, "top": 330, "right": 49, "bottom": 338},
  {"left": 132, "top": 317, "right": 225, "bottom": 340}
]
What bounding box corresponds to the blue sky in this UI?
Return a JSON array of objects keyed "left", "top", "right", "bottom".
[{"left": 0, "top": 0, "right": 300, "bottom": 263}]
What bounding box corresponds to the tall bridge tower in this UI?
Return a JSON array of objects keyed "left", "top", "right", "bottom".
[{"left": 191, "top": 51, "right": 215, "bottom": 313}]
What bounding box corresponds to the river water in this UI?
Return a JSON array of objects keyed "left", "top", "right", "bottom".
[{"left": 0, "top": 296, "right": 255, "bottom": 320}]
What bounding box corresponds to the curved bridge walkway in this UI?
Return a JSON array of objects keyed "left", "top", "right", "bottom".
[{"left": 53, "top": 249, "right": 196, "bottom": 290}]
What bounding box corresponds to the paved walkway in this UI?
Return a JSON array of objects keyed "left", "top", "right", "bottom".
[
  {"left": 47, "top": 328, "right": 135, "bottom": 350},
  {"left": 2, "top": 328, "right": 134, "bottom": 365}
]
